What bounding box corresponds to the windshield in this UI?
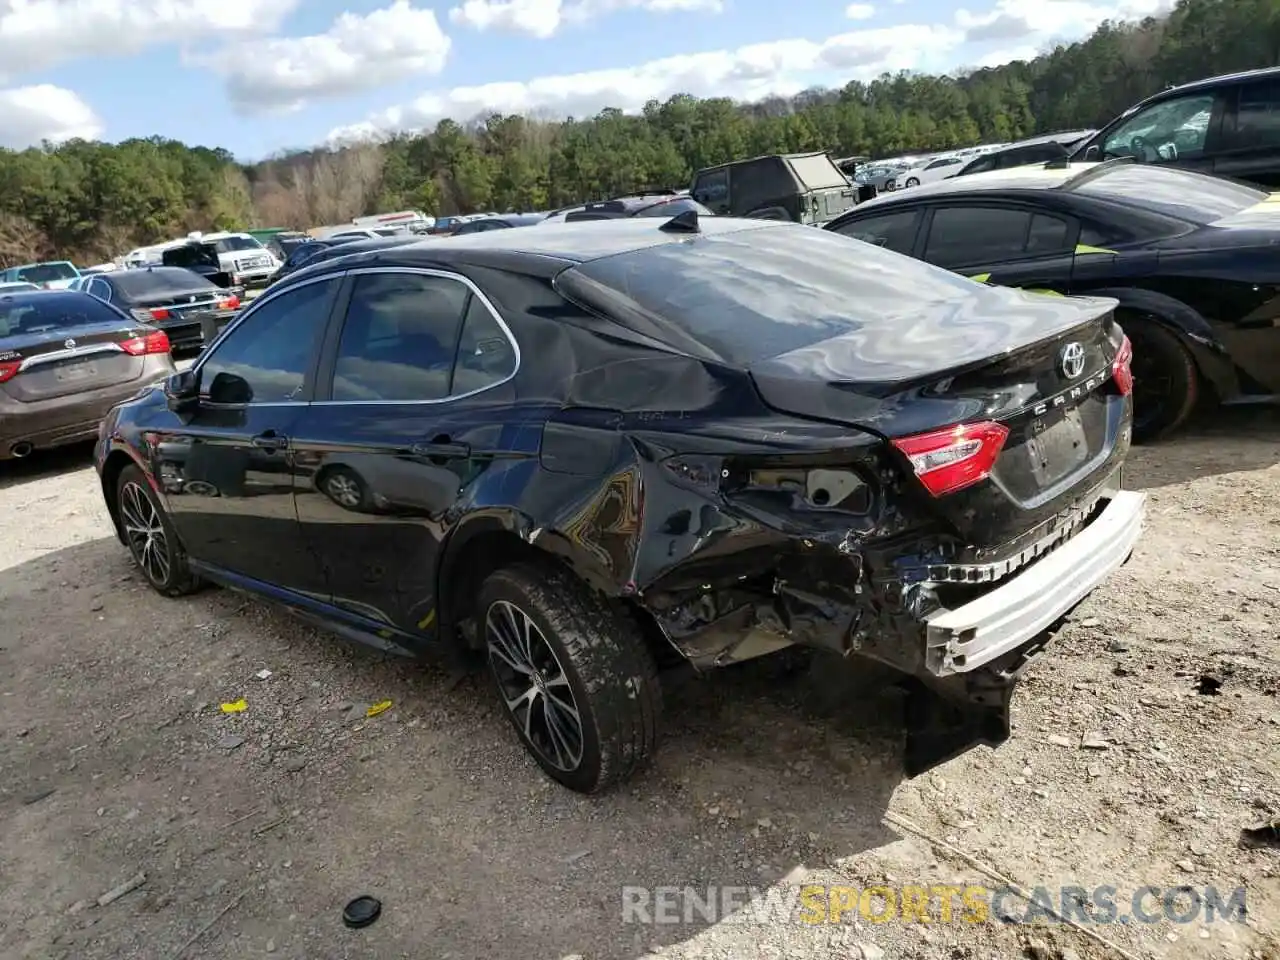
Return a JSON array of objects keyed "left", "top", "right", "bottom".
[
  {"left": 0, "top": 293, "right": 121, "bottom": 338},
  {"left": 1076, "top": 165, "right": 1266, "bottom": 224},
  {"left": 374, "top": 227, "right": 402, "bottom": 236},
  {"left": 111, "top": 267, "right": 216, "bottom": 298},
  {"left": 558, "top": 222, "right": 985, "bottom": 365},
  {"left": 14, "top": 262, "right": 78, "bottom": 283},
  {"left": 213, "top": 236, "right": 264, "bottom": 253}
]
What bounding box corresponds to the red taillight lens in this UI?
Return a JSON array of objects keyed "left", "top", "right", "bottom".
[
  {"left": 149, "top": 307, "right": 170, "bottom": 321},
  {"left": 0, "top": 359, "right": 20, "bottom": 383},
  {"left": 891, "top": 421, "right": 1009, "bottom": 497},
  {"left": 120, "top": 330, "right": 170, "bottom": 356},
  {"left": 1112, "top": 335, "right": 1133, "bottom": 396},
  {"left": 219, "top": 294, "right": 240, "bottom": 310}
]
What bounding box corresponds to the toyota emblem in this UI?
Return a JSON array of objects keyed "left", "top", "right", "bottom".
[
  {"left": 63, "top": 337, "right": 76, "bottom": 349},
  {"left": 1059, "top": 341, "right": 1086, "bottom": 379}
]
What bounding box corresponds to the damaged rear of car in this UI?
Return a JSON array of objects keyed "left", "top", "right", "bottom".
[{"left": 550, "top": 222, "right": 1145, "bottom": 778}]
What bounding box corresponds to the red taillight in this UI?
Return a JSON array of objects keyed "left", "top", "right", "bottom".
[
  {"left": 120, "top": 330, "right": 170, "bottom": 356},
  {"left": 1112, "top": 335, "right": 1133, "bottom": 396},
  {"left": 891, "top": 421, "right": 1009, "bottom": 497},
  {"left": 0, "top": 359, "right": 20, "bottom": 383},
  {"left": 218, "top": 294, "right": 240, "bottom": 310},
  {"left": 149, "top": 307, "right": 170, "bottom": 321}
]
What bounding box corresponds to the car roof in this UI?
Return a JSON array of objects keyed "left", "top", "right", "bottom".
[
  {"left": 293, "top": 216, "right": 777, "bottom": 280},
  {"left": 853, "top": 160, "right": 1111, "bottom": 209},
  {"left": 1135, "top": 66, "right": 1280, "bottom": 107}
]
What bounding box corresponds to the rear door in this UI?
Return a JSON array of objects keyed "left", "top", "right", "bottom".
[
  {"left": 148, "top": 276, "right": 340, "bottom": 594},
  {"left": 290, "top": 267, "right": 522, "bottom": 639},
  {"left": 916, "top": 203, "right": 1079, "bottom": 294},
  {"left": 1213, "top": 77, "right": 1280, "bottom": 188}
]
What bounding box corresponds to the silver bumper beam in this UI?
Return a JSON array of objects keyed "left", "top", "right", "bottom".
[{"left": 924, "top": 489, "right": 1146, "bottom": 677}]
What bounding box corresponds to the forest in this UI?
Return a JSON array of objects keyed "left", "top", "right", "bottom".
[{"left": 0, "top": 0, "right": 1273, "bottom": 265}]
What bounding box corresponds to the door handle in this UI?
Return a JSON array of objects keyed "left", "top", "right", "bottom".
[
  {"left": 410, "top": 438, "right": 470, "bottom": 459},
  {"left": 251, "top": 432, "right": 288, "bottom": 451}
]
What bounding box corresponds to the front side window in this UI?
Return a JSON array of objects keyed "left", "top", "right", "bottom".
[
  {"left": 1101, "top": 93, "right": 1216, "bottom": 162},
  {"left": 330, "top": 272, "right": 470, "bottom": 402},
  {"left": 692, "top": 169, "right": 729, "bottom": 206},
  {"left": 832, "top": 209, "right": 922, "bottom": 255},
  {"left": 198, "top": 278, "right": 338, "bottom": 404}
]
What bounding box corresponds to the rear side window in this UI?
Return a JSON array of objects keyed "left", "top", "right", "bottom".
[
  {"left": 1230, "top": 79, "right": 1280, "bottom": 149},
  {"left": 923, "top": 207, "right": 1072, "bottom": 267},
  {"left": 451, "top": 295, "right": 517, "bottom": 395},
  {"left": 832, "top": 209, "right": 921, "bottom": 255},
  {"left": 330, "top": 272, "right": 470, "bottom": 402},
  {"left": 557, "top": 222, "right": 987, "bottom": 366}
]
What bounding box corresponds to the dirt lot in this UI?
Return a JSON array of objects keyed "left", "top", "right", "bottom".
[{"left": 2, "top": 410, "right": 1278, "bottom": 960}]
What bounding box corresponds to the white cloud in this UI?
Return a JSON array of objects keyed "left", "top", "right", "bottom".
[
  {"left": 330, "top": 0, "right": 1182, "bottom": 144},
  {"left": 0, "top": 0, "right": 298, "bottom": 79},
  {"left": 955, "top": 0, "right": 1176, "bottom": 44},
  {"left": 845, "top": 3, "right": 875, "bottom": 18},
  {"left": 448, "top": 0, "right": 722, "bottom": 38},
  {"left": 196, "top": 0, "right": 451, "bottom": 114},
  {"left": 0, "top": 84, "right": 101, "bottom": 148},
  {"left": 328, "top": 23, "right": 961, "bottom": 142}
]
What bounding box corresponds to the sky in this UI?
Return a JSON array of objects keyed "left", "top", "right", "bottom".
[{"left": 0, "top": 0, "right": 1175, "bottom": 161}]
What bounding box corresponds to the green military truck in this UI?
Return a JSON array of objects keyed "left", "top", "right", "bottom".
[{"left": 689, "top": 152, "right": 870, "bottom": 226}]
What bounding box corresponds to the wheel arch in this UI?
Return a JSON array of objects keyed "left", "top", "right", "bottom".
[
  {"left": 1086, "top": 285, "right": 1239, "bottom": 401},
  {"left": 99, "top": 446, "right": 149, "bottom": 545},
  {"left": 435, "top": 513, "right": 678, "bottom": 667}
]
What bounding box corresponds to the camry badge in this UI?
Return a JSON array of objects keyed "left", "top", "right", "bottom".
[
  {"left": 64, "top": 338, "right": 76, "bottom": 349},
  {"left": 1059, "top": 341, "right": 1085, "bottom": 379}
]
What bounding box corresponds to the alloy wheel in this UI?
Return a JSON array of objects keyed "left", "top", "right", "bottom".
[
  {"left": 485, "top": 599, "right": 584, "bottom": 772},
  {"left": 326, "top": 472, "right": 362, "bottom": 508},
  {"left": 1128, "top": 331, "right": 1174, "bottom": 436},
  {"left": 120, "top": 480, "right": 171, "bottom": 585}
]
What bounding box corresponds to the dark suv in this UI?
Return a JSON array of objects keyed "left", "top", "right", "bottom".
[
  {"left": 1072, "top": 67, "right": 1280, "bottom": 187},
  {"left": 690, "top": 153, "right": 861, "bottom": 224}
]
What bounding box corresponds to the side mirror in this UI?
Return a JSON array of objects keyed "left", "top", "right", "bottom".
[
  {"left": 207, "top": 371, "right": 253, "bottom": 405},
  {"left": 1084, "top": 144, "right": 1101, "bottom": 161},
  {"left": 164, "top": 369, "right": 199, "bottom": 413}
]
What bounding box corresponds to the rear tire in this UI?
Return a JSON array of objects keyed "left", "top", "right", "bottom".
[
  {"left": 116, "top": 464, "right": 200, "bottom": 597},
  {"left": 1121, "top": 315, "right": 1199, "bottom": 443},
  {"left": 478, "top": 564, "right": 662, "bottom": 793}
]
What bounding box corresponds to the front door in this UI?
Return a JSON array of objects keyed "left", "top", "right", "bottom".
[
  {"left": 917, "top": 204, "right": 1079, "bottom": 295},
  {"left": 290, "top": 268, "right": 522, "bottom": 638},
  {"left": 149, "top": 276, "right": 341, "bottom": 597}
]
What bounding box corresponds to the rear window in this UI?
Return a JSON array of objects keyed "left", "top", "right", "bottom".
[
  {"left": 111, "top": 267, "right": 215, "bottom": 297},
  {"left": 634, "top": 197, "right": 714, "bottom": 218},
  {"left": 1076, "top": 165, "right": 1266, "bottom": 223},
  {"left": 787, "top": 155, "right": 850, "bottom": 190},
  {"left": 15, "top": 262, "right": 77, "bottom": 283},
  {"left": 0, "top": 293, "right": 121, "bottom": 337},
  {"left": 558, "top": 222, "right": 984, "bottom": 365}
]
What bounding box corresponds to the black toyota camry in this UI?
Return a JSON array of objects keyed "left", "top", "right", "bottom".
[
  {"left": 824, "top": 158, "right": 1280, "bottom": 441},
  {"left": 94, "top": 214, "right": 1145, "bottom": 793}
]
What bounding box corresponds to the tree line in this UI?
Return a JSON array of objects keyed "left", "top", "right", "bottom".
[{"left": 0, "top": 0, "right": 1272, "bottom": 266}]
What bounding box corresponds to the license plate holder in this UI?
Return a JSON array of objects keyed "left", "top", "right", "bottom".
[
  {"left": 55, "top": 361, "right": 97, "bottom": 383},
  {"left": 1027, "top": 408, "right": 1088, "bottom": 487}
]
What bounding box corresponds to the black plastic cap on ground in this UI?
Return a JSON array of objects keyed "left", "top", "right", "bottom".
[{"left": 342, "top": 895, "right": 382, "bottom": 929}]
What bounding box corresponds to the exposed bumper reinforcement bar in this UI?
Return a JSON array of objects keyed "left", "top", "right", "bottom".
[{"left": 924, "top": 489, "right": 1146, "bottom": 677}]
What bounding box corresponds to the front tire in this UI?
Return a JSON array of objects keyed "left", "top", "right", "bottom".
[
  {"left": 905, "top": 177, "right": 920, "bottom": 188},
  {"left": 116, "top": 465, "right": 200, "bottom": 597},
  {"left": 478, "top": 565, "right": 662, "bottom": 793},
  {"left": 1122, "top": 315, "right": 1199, "bottom": 443}
]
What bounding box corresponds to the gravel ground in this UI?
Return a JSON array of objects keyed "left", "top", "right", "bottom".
[{"left": 1, "top": 408, "right": 1277, "bottom": 960}]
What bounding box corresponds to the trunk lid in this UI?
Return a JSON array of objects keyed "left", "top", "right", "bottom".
[
  {"left": 749, "top": 292, "right": 1130, "bottom": 544},
  {"left": 0, "top": 318, "right": 152, "bottom": 403}
]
